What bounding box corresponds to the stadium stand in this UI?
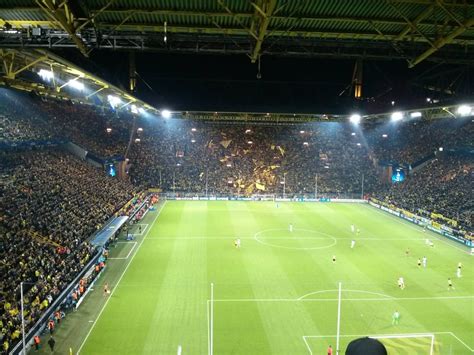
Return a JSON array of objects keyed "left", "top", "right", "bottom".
[
  {"left": 0, "top": 88, "right": 472, "bottom": 353},
  {"left": 0, "top": 148, "right": 136, "bottom": 353}
]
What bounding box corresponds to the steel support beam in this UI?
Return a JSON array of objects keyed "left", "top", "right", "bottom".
[
  {"left": 36, "top": 0, "right": 89, "bottom": 56},
  {"left": 393, "top": 3, "right": 435, "bottom": 41},
  {"left": 409, "top": 16, "right": 474, "bottom": 67},
  {"left": 250, "top": 0, "right": 278, "bottom": 63}
]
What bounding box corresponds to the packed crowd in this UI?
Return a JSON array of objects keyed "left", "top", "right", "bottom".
[
  {"left": 0, "top": 87, "right": 472, "bottom": 352},
  {"left": 374, "top": 153, "right": 473, "bottom": 228},
  {"left": 0, "top": 148, "right": 137, "bottom": 353},
  {"left": 128, "top": 120, "right": 381, "bottom": 197}
]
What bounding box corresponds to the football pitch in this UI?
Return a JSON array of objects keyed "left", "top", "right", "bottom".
[{"left": 78, "top": 201, "right": 473, "bottom": 354}]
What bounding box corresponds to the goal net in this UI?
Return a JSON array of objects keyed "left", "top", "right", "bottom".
[{"left": 370, "top": 333, "right": 436, "bottom": 355}]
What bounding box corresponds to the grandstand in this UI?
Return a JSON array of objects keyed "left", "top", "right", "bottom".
[{"left": 0, "top": 1, "right": 473, "bottom": 354}]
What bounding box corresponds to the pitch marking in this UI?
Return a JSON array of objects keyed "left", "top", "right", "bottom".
[
  {"left": 297, "top": 289, "right": 394, "bottom": 301},
  {"left": 109, "top": 241, "right": 137, "bottom": 260},
  {"left": 76, "top": 201, "right": 166, "bottom": 354}
]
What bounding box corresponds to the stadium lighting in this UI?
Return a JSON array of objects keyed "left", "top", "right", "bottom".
[
  {"left": 38, "top": 69, "right": 54, "bottom": 81},
  {"left": 457, "top": 105, "right": 472, "bottom": 116},
  {"left": 391, "top": 112, "right": 403, "bottom": 121},
  {"left": 161, "top": 109, "right": 171, "bottom": 119},
  {"left": 410, "top": 111, "right": 422, "bottom": 118},
  {"left": 349, "top": 114, "right": 361, "bottom": 124},
  {"left": 67, "top": 80, "right": 84, "bottom": 91},
  {"left": 107, "top": 95, "right": 122, "bottom": 108},
  {"left": 131, "top": 104, "right": 139, "bottom": 114}
]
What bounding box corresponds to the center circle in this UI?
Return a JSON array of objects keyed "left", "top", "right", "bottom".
[{"left": 254, "top": 228, "right": 337, "bottom": 250}]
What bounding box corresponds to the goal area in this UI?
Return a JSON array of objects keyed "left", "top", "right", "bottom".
[{"left": 370, "top": 333, "right": 436, "bottom": 355}]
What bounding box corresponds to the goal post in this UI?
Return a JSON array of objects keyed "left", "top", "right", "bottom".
[{"left": 369, "top": 333, "right": 435, "bottom": 355}]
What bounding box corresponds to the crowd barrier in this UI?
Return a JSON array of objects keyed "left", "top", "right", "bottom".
[{"left": 368, "top": 199, "right": 473, "bottom": 247}]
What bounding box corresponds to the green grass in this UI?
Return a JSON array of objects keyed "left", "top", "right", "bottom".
[{"left": 75, "top": 201, "right": 473, "bottom": 354}]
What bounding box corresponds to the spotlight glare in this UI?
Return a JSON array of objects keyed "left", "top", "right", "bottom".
[
  {"left": 410, "top": 111, "right": 422, "bottom": 118},
  {"left": 67, "top": 80, "right": 84, "bottom": 91},
  {"left": 107, "top": 95, "right": 122, "bottom": 108},
  {"left": 349, "top": 114, "right": 361, "bottom": 124},
  {"left": 391, "top": 112, "right": 403, "bottom": 121},
  {"left": 161, "top": 109, "right": 171, "bottom": 119},
  {"left": 457, "top": 105, "right": 472, "bottom": 116},
  {"left": 38, "top": 69, "right": 54, "bottom": 81}
]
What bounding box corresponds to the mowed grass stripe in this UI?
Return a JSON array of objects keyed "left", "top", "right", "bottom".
[{"left": 79, "top": 201, "right": 473, "bottom": 355}]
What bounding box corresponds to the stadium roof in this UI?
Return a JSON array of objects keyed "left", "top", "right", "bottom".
[
  {"left": 0, "top": 48, "right": 159, "bottom": 113},
  {"left": 0, "top": 0, "right": 473, "bottom": 66}
]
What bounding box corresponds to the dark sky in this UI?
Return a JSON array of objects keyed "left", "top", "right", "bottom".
[{"left": 57, "top": 49, "right": 474, "bottom": 114}]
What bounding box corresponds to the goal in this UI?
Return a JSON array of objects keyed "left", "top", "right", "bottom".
[{"left": 370, "top": 333, "right": 436, "bottom": 355}]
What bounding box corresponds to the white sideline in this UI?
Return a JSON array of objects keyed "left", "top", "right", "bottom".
[
  {"left": 212, "top": 295, "right": 474, "bottom": 302},
  {"left": 76, "top": 201, "right": 166, "bottom": 354},
  {"left": 108, "top": 241, "right": 137, "bottom": 260}
]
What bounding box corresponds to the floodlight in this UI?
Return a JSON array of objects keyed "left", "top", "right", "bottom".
[
  {"left": 107, "top": 95, "right": 122, "bottom": 108},
  {"left": 106, "top": 128, "right": 112, "bottom": 133},
  {"left": 382, "top": 134, "right": 388, "bottom": 138},
  {"left": 349, "top": 114, "right": 361, "bottom": 124},
  {"left": 67, "top": 80, "right": 84, "bottom": 91},
  {"left": 457, "top": 105, "right": 471, "bottom": 116},
  {"left": 391, "top": 112, "right": 403, "bottom": 121},
  {"left": 191, "top": 128, "right": 197, "bottom": 132},
  {"left": 191, "top": 139, "right": 196, "bottom": 143},
  {"left": 300, "top": 130, "right": 305, "bottom": 134},
  {"left": 161, "top": 109, "right": 171, "bottom": 119},
  {"left": 351, "top": 132, "right": 356, "bottom": 136},
  {"left": 439, "top": 147, "right": 443, "bottom": 152},
  {"left": 137, "top": 127, "right": 143, "bottom": 132},
  {"left": 38, "top": 69, "right": 54, "bottom": 81},
  {"left": 410, "top": 111, "right": 422, "bottom": 118},
  {"left": 247, "top": 141, "right": 253, "bottom": 144}
]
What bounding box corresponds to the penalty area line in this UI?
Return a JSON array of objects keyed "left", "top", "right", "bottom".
[{"left": 76, "top": 201, "right": 167, "bottom": 354}]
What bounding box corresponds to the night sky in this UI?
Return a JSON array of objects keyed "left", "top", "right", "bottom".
[{"left": 57, "top": 49, "right": 474, "bottom": 114}]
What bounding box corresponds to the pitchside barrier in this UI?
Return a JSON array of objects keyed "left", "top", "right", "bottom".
[
  {"left": 9, "top": 249, "right": 102, "bottom": 355},
  {"left": 368, "top": 199, "right": 473, "bottom": 248}
]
